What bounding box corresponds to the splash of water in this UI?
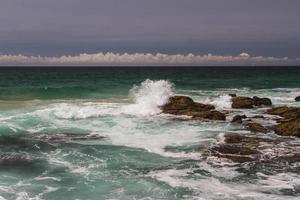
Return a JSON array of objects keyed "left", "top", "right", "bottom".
[{"left": 123, "top": 79, "right": 174, "bottom": 116}]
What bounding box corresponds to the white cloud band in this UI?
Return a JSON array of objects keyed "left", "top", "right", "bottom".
[{"left": 0, "top": 52, "right": 296, "bottom": 66}]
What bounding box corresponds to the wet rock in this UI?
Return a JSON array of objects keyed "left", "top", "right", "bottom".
[
  {"left": 275, "top": 118, "right": 300, "bottom": 137},
  {"left": 252, "top": 96, "right": 272, "bottom": 107},
  {"left": 277, "top": 153, "right": 300, "bottom": 163},
  {"left": 251, "top": 115, "right": 265, "bottom": 119},
  {"left": 203, "top": 132, "right": 300, "bottom": 164},
  {"left": 245, "top": 122, "right": 268, "bottom": 133},
  {"left": 229, "top": 94, "right": 237, "bottom": 97},
  {"left": 223, "top": 133, "right": 274, "bottom": 145},
  {"left": 295, "top": 96, "right": 300, "bottom": 102},
  {"left": 192, "top": 111, "right": 226, "bottom": 121},
  {"left": 209, "top": 144, "right": 259, "bottom": 163},
  {"left": 267, "top": 106, "right": 300, "bottom": 120},
  {"left": 232, "top": 96, "right": 254, "bottom": 109},
  {"left": 161, "top": 96, "right": 215, "bottom": 116},
  {"left": 231, "top": 96, "right": 272, "bottom": 109},
  {"left": 231, "top": 115, "right": 247, "bottom": 123},
  {"left": 162, "top": 96, "right": 225, "bottom": 120}
]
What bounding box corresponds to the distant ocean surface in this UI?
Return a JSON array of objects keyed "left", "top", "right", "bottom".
[{"left": 0, "top": 67, "right": 300, "bottom": 200}]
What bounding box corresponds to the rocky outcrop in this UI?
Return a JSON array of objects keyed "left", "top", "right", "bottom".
[
  {"left": 245, "top": 122, "right": 268, "bottom": 133},
  {"left": 252, "top": 96, "right": 272, "bottom": 106},
  {"left": 231, "top": 96, "right": 272, "bottom": 109},
  {"left": 295, "top": 96, "right": 300, "bottom": 102},
  {"left": 232, "top": 97, "right": 254, "bottom": 109},
  {"left": 267, "top": 106, "right": 300, "bottom": 120},
  {"left": 231, "top": 115, "right": 247, "bottom": 123},
  {"left": 204, "top": 132, "right": 300, "bottom": 163},
  {"left": 275, "top": 118, "right": 300, "bottom": 137},
  {"left": 192, "top": 111, "right": 226, "bottom": 121},
  {"left": 161, "top": 96, "right": 214, "bottom": 115},
  {"left": 267, "top": 106, "right": 300, "bottom": 137},
  {"left": 161, "top": 96, "right": 225, "bottom": 121}
]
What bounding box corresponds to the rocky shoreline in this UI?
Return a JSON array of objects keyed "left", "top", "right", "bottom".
[{"left": 161, "top": 95, "right": 300, "bottom": 164}]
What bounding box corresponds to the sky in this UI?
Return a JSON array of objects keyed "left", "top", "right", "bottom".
[{"left": 0, "top": 0, "right": 300, "bottom": 65}]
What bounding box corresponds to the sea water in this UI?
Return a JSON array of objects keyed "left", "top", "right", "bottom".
[{"left": 0, "top": 67, "right": 300, "bottom": 200}]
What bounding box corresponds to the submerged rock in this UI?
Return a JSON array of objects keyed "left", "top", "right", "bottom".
[
  {"left": 204, "top": 132, "right": 300, "bottom": 163},
  {"left": 232, "top": 96, "right": 254, "bottom": 109},
  {"left": 192, "top": 110, "right": 226, "bottom": 121},
  {"left": 245, "top": 122, "right": 268, "bottom": 133},
  {"left": 231, "top": 115, "right": 247, "bottom": 123},
  {"left": 161, "top": 96, "right": 225, "bottom": 120},
  {"left": 0, "top": 153, "right": 36, "bottom": 166},
  {"left": 295, "top": 96, "right": 300, "bottom": 102}
]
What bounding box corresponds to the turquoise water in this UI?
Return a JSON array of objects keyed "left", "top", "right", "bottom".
[{"left": 0, "top": 67, "right": 300, "bottom": 200}]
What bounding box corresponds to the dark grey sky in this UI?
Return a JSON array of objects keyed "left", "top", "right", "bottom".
[{"left": 1, "top": 0, "right": 300, "bottom": 57}]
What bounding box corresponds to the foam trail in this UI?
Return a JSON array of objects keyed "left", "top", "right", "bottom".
[{"left": 123, "top": 79, "right": 174, "bottom": 116}]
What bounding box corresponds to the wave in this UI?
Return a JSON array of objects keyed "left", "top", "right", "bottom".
[{"left": 122, "top": 79, "right": 174, "bottom": 116}]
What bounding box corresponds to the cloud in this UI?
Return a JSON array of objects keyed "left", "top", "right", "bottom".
[{"left": 0, "top": 52, "right": 297, "bottom": 66}]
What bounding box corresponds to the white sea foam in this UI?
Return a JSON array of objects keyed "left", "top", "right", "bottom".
[
  {"left": 203, "top": 95, "right": 232, "bottom": 109},
  {"left": 122, "top": 79, "right": 174, "bottom": 116},
  {"left": 53, "top": 102, "right": 121, "bottom": 119}
]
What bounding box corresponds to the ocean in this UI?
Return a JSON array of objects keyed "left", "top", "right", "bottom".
[{"left": 0, "top": 67, "right": 300, "bottom": 200}]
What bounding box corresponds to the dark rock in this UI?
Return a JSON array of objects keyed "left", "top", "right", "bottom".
[
  {"left": 267, "top": 106, "right": 300, "bottom": 120},
  {"left": 277, "top": 153, "right": 300, "bottom": 163},
  {"left": 245, "top": 122, "right": 268, "bottom": 133},
  {"left": 232, "top": 96, "right": 254, "bottom": 109},
  {"left": 295, "top": 96, "right": 300, "bottom": 102},
  {"left": 275, "top": 118, "right": 300, "bottom": 137},
  {"left": 211, "top": 144, "right": 260, "bottom": 155},
  {"left": 232, "top": 96, "right": 272, "bottom": 109},
  {"left": 192, "top": 111, "right": 226, "bottom": 121},
  {"left": 161, "top": 96, "right": 215, "bottom": 116},
  {"left": 252, "top": 96, "right": 272, "bottom": 107},
  {"left": 251, "top": 115, "right": 265, "bottom": 119},
  {"left": 203, "top": 132, "right": 297, "bottom": 163},
  {"left": 231, "top": 115, "right": 247, "bottom": 123},
  {"left": 229, "top": 94, "right": 237, "bottom": 97},
  {"left": 267, "top": 106, "right": 300, "bottom": 137}
]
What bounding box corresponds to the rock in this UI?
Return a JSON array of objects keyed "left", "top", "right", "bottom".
[
  {"left": 231, "top": 115, "right": 247, "bottom": 123},
  {"left": 232, "top": 96, "right": 254, "bottom": 109},
  {"left": 203, "top": 132, "right": 298, "bottom": 163},
  {"left": 295, "top": 96, "right": 300, "bottom": 102},
  {"left": 192, "top": 110, "right": 226, "bottom": 121},
  {"left": 209, "top": 144, "right": 259, "bottom": 163},
  {"left": 229, "top": 94, "right": 237, "bottom": 97},
  {"left": 275, "top": 118, "right": 300, "bottom": 137},
  {"left": 204, "top": 133, "right": 264, "bottom": 163},
  {"left": 245, "top": 122, "right": 268, "bottom": 133},
  {"left": 277, "top": 153, "right": 300, "bottom": 163},
  {"left": 251, "top": 115, "right": 265, "bottom": 119},
  {"left": 252, "top": 96, "right": 272, "bottom": 107},
  {"left": 161, "top": 96, "right": 215, "bottom": 116},
  {"left": 231, "top": 96, "right": 272, "bottom": 109},
  {"left": 267, "top": 106, "right": 300, "bottom": 120},
  {"left": 267, "top": 106, "right": 300, "bottom": 137}
]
